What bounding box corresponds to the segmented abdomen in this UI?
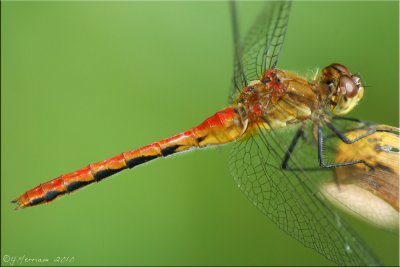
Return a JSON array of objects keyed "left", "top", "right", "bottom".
[{"left": 12, "top": 107, "right": 245, "bottom": 209}]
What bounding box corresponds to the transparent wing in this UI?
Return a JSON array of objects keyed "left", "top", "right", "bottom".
[
  {"left": 229, "top": 122, "right": 381, "bottom": 266},
  {"left": 229, "top": 1, "right": 291, "bottom": 103}
]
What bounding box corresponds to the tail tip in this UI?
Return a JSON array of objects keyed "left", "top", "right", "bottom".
[{"left": 11, "top": 198, "right": 24, "bottom": 211}]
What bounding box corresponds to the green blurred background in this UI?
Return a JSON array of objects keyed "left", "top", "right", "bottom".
[{"left": 2, "top": 1, "right": 398, "bottom": 266}]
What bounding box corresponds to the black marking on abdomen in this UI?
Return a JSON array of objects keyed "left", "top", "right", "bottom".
[
  {"left": 196, "top": 136, "right": 206, "bottom": 143},
  {"left": 66, "top": 180, "right": 94, "bottom": 193},
  {"left": 94, "top": 168, "right": 125, "bottom": 182},
  {"left": 161, "top": 144, "right": 181, "bottom": 157},
  {"left": 30, "top": 196, "right": 47, "bottom": 206},
  {"left": 44, "top": 190, "right": 64, "bottom": 202},
  {"left": 126, "top": 155, "right": 158, "bottom": 168}
]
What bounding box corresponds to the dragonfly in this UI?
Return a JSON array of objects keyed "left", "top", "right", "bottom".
[{"left": 12, "top": 1, "right": 395, "bottom": 265}]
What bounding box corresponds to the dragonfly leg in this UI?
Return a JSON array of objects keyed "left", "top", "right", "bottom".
[
  {"left": 329, "top": 118, "right": 398, "bottom": 143},
  {"left": 325, "top": 122, "right": 388, "bottom": 144},
  {"left": 317, "top": 126, "right": 373, "bottom": 169},
  {"left": 281, "top": 126, "right": 305, "bottom": 169},
  {"left": 332, "top": 116, "right": 363, "bottom": 123}
]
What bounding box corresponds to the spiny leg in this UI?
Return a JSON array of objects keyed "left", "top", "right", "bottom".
[
  {"left": 332, "top": 116, "right": 363, "bottom": 123},
  {"left": 281, "top": 125, "right": 305, "bottom": 170},
  {"left": 326, "top": 122, "right": 374, "bottom": 144},
  {"left": 317, "top": 126, "right": 373, "bottom": 169}
]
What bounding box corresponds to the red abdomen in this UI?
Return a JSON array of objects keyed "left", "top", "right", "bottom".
[{"left": 13, "top": 107, "right": 246, "bottom": 209}]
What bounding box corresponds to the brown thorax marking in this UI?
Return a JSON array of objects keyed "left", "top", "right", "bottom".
[{"left": 236, "top": 69, "right": 286, "bottom": 123}]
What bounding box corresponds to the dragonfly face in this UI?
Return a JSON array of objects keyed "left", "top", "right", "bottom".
[{"left": 320, "top": 63, "right": 364, "bottom": 116}]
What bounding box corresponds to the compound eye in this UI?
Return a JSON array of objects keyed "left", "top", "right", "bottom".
[
  {"left": 340, "top": 76, "right": 358, "bottom": 97},
  {"left": 330, "top": 63, "right": 350, "bottom": 75},
  {"left": 351, "top": 75, "right": 361, "bottom": 87}
]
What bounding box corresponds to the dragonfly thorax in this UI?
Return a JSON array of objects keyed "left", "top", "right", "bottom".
[
  {"left": 236, "top": 72, "right": 284, "bottom": 123},
  {"left": 235, "top": 69, "right": 316, "bottom": 129},
  {"left": 318, "top": 63, "right": 364, "bottom": 116}
]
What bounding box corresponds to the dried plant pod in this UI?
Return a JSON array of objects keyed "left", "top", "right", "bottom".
[{"left": 323, "top": 125, "right": 399, "bottom": 230}]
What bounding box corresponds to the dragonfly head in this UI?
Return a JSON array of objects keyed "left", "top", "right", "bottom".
[{"left": 320, "top": 63, "right": 364, "bottom": 115}]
